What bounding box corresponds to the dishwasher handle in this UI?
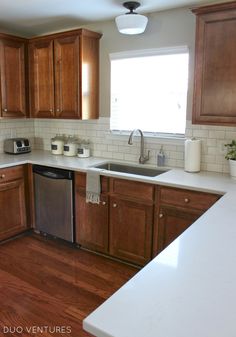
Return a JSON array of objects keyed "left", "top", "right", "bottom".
[{"left": 33, "top": 165, "right": 73, "bottom": 180}]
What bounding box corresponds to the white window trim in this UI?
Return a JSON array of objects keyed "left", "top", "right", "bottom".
[
  {"left": 109, "top": 46, "right": 189, "bottom": 60},
  {"left": 107, "top": 130, "right": 186, "bottom": 146}
]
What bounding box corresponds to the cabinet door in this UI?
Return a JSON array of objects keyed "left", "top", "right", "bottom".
[
  {"left": 110, "top": 196, "right": 153, "bottom": 266},
  {"left": 54, "top": 35, "right": 80, "bottom": 118},
  {"left": 192, "top": 3, "right": 236, "bottom": 125},
  {"left": 0, "top": 179, "right": 27, "bottom": 241},
  {"left": 80, "top": 35, "right": 100, "bottom": 119},
  {"left": 0, "top": 38, "right": 26, "bottom": 118},
  {"left": 29, "top": 40, "right": 55, "bottom": 118},
  {"left": 153, "top": 206, "right": 201, "bottom": 256},
  {"left": 75, "top": 188, "right": 108, "bottom": 254}
]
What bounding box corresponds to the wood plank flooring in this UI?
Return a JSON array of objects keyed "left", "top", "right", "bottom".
[{"left": 0, "top": 234, "right": 138, "bottom": 337}]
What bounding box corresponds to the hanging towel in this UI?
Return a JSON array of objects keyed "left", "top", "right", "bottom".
[{"left": 86, "top": 168, "right": 101, "bottom": 204}]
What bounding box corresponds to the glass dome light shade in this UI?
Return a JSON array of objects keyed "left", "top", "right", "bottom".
[{"left": 115, "top": 13, "right": 148, "bottom": 35}]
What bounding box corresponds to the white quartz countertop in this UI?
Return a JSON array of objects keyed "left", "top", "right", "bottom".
[
  {"left": 0, "top": 150, "right": 232, "bottom": 193},
  {"left": 1, "top": 150, "right": 236, "bottom": 337}
]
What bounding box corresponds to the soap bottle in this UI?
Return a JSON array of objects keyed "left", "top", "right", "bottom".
[{"left": 157, "top": 146, "right": 165, "bottom": 166}]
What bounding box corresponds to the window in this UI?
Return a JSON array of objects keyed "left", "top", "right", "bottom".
[{"left": 110, "top": 47, "right": 189, "bottom": 136}]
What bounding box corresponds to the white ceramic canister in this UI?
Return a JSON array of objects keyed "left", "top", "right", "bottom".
[
  {"left": 77, "top": 140, "right": 91, "bottom": 158},
  {"left": 63, "top": 136, "right": 78, "bottom": 157},
  {"left": 51, "top": 134, "right": 64, "bottom": 155}
]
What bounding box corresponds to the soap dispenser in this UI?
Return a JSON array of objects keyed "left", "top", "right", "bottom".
[{"left": 157, "top": 146, "right": 165, "bottom": 166}]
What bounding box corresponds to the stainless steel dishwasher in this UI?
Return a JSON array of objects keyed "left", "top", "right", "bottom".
[{"left": 33, "top": 165, "right": 74, "bottom": 242}]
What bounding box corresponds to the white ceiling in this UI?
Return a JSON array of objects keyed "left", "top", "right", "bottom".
[{"left": 0, "top": 0, "right": 230, "bottom": 37}]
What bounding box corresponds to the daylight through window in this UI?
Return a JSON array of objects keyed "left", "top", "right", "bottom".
[{"left": 110, "top": 47, "right": 189, "bottom": 135}]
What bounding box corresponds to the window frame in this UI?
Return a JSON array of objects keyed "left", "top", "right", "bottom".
[{"left": 109, "top": 46, "right": 189, "bottom": 139}]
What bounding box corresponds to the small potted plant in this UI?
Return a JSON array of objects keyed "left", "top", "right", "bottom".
[{"left": 225, "top": 140, "right": 236, "bottom": 178}]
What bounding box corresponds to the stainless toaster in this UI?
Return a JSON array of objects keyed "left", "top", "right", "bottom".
[{"left": 4, "top": 138, "right": 31, "bottom": 154}]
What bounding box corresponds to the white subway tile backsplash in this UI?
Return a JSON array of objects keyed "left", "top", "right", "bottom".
[
  {"left": 112, "top": 152, "right": 124, "bottom": 160},
  {"left": 0, "top": 119, "right": 35, "bottom": 153},
  {"left": 1, "top": 117, "right": 236, "bottom": 174},
  {"left": 124, "top": 153, "right": 139, "bottom": 162},
  {"left": 207, "top": 147, "right": 218, "bottom": 155},
  {"left": 206, "top": 139, "right": 217, "bottom": 147},
  {"left": 206, "top": 163, "right": 223, "bottom": 173},
  {"left": 192, "top": 129, "right": 209, "bottom": 138},
  {"left": 107, "top": 145, "right": 119, "bottom": 152},
  {"left": 209, "top": 130, "right": 225, "bottom": 139},
  {"left": 225, "top": 131, "right": 236, "bottom": 140}
]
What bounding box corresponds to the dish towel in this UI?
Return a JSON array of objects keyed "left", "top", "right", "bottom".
[{"left": 86, "top": 168, "right": 101, "bottom": 204}]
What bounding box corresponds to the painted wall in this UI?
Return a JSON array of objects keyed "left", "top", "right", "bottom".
[{"left": 83, "top": 7, "right": 196, "bottom": 119}]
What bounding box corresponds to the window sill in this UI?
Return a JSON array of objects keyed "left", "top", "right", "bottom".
[{"left": 109, "top": 130, "right": 185, "bottom": 145}]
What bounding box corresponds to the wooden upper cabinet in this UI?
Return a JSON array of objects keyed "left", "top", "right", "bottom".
[
  {"left": 192, "top": 2, "right": 236, "bottom": 125},
  {"left": 54, "top": 35, "right": 80, "bottom": 118},
  {"left": 80, "top": 34, "right": 100, "bottom": 120},
  {"left": 29, "top": 40, "right": 55, "bottom": 118},
  {"left": 29, "top": 29, "right": 102, "bottom": 119},
  {"left": 0, "top": 36, "right": 27, "bottom": 118}
]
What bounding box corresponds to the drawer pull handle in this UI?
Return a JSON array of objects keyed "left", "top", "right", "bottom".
[
  {"left": 113, "top": 203, "right": 117, "bottom": 208},
  {"left": 159, "top": 213, "right": 164, "bottom": 218},
  {"left": 184, "top": 198, "right": 190, "bottom": 203},
  {"left": 102, "top": 201, "right": 106, "bottom": 206},
  {"left": 0, "top": 174, "right": 6, "bottom": 179}
]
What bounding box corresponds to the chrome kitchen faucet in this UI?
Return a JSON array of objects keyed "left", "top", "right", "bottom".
[{"left": 128, "top": 129, "right": 150, "bottom": 164}]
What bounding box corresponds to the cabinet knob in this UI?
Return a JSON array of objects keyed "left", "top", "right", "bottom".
[
  {"left": 159, "top": 213, "right": 164, "bottom": 218},
  {"left": 3, "top": 109, "right": 7, "bottom": 112},
  {"left": 184, "top": 198, "right": 190, "bottom": 203},
  {"left": 56, "top": 109, "right": 60, "bottom": 112},
  {"left": 0, "top": 174, "right": 6, "bottom": 179},
  {"left": 49, "top": 109, "right": 53, "bottom": 112},
  {"left": 113, "top": 203, "right": 117, "bottom": 208},
  {"left": 102, "top": 201, "right": 106, "bottom": 206}
]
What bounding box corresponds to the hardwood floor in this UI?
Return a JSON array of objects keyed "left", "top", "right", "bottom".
[{"left": 0, "top": 234, "right": 138, "bottom": 336}]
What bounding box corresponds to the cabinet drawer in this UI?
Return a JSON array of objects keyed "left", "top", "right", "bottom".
[
  {"left": 159, "top": 186, "right": 220, "bottom": 211},
  {"left": 0, "top": 165, "right": 24, "bottom": 183},
  {"left": 110, "top": 178, "right": 154, "bottom": 203},
  {"left": 75, "top": 172, "right": 108, "bottom": 193}
]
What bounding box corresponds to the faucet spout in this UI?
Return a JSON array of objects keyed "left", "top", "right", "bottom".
[{"left": 128, "top": 129, "right": 150, "bottom": 164}]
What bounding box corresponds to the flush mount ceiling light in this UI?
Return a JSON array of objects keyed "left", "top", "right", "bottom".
[{"left": 115, "top": 1, "right": 148, "bottom": 35}]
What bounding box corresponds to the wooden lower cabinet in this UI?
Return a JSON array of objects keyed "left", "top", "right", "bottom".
[
  {"left": 153, "top": 186, "right": 220, "bottom": 256},
  {"left": 0, "top": 165, "right": 27, "bottom": 241},
  {"left": 75, "top": 188, "right": 108, "bottom": 254},
  {"left": 75, "top": 174, "right": 154, "bottom": 266},
  {"left": 109, "top": 196, "right": 153, "bottom": 266},
  {"left": 75, "top": 173, "right": 109, "bottom": 254},
  {"left": 153, "top": 206, "right": 201, "bottom": 255},
  {"left": 75, "top": 175, "right": 220, "bottom": 265}
]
